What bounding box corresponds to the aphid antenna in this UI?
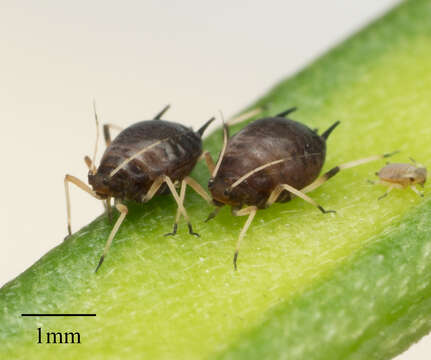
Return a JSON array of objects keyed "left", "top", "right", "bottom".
[
  {"left": 109, "top": 137, "right": 169, "bottom": 177},
  {"left": 84, "top": 156, "right": 93, "bottom": 170},
  {"left": 197, "top": 117, "right": 216, "bottom": 137},
  {"left": 91, "top": 99, "right": 100, "bottom": 175},
  {"left": 321, "top": 120, "right": 341, "bottom": 140},
  {"left": 409, "top": 156, "right": 425, "bottom": 168},
  {"left": 212, "top": 111, "right": 229, "bottom": 178},
  {"left": 227, "top": 153, "right": 322, "bottom": 191},
  {"left": 111, "top": 112, "right": 218, "bottom": 177}
]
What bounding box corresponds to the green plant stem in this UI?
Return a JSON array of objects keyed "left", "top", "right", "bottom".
[{"left": 1, "top": 1, "right": 431, "bottom": 359}]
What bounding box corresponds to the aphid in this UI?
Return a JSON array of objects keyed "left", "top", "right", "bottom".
[
  {"left": 371, "top": 158, "right": 427, "bottom": 199},
  {"left": 64, "top": 103, "right": 214, "bottom": 272},
  {"left": 205, "top": 107, "right": 396, "bottom": 269}
]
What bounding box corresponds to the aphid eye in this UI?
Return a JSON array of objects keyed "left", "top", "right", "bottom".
[
  {"left": 208, "top": 178, "right": 215, "bottom": 188},
  {"left": 102, "top": 178, "right": 109, "bottom": 186}
]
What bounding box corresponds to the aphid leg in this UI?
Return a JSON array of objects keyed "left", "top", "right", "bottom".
[
  {"left": 178, "top": 176, "right": 213, "bottom": 223},
  {"left": 64, "top": 174, "right": 102, "bottom": 236},
  {"left": 378, "top": 186, "right": 394, "bottom": 200},
  {"left": 163, "top": 176, "right": 200, "bottom": 236},
  {"left": 143, "top": 176, "right": 200, "bottom": 236},
  {"left": 410, "top": 185, "right": 424, "bottom": 198},
  {"left": 95, "top": 202, "right": 128, "bottom": 273},
  {"left": 232, "top": 206, "right": 258, "bottom": 270},
  {"left": 106, "top": 197, "right": 113, "bottom": 222},
  {"left": 103, "top": 124, "right": 123, "bottom": 147},
  {"left": 265, "top": 185, "right": 285, "bottom": 207},
  {"left": 184, "top": 176, "right": 212, "bottom": 203},
  {"left": 205, "top": 206, "right": 222, "bottom": 222},
  {"left": 164, "top": 179, "right": 187, "bottom": 236},
  {"left": 153, "top": 104, "right": 171, "bottom": 120},
  {"left": 142, "top": 177, "right": 181, "bottom": 234},
  {"left": 201, "top": 151, "right": 216, "bottom": 174},
  {"left": 302, "top": 152, "right": 398, "bottom": 194},
  {"left": 266, "top": 184, "right": 335, "bottom": 214},
  {"left": 141, "top": 176, "right": 165, "bottom": 203}
]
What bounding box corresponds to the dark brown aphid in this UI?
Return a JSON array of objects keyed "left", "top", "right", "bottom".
[
  {"left": 65, "top": 104, "right": 214, "bottom": 272},
  {"left": 205, "top": 107, "right": 395, "bottom": 269},
  {"left": 371, "top": 158, "right": 427, "bottom": 199}
]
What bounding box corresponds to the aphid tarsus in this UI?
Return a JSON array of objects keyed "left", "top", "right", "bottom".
[{"left": 64, "top": 104, "right": 214, "bottom": 272}]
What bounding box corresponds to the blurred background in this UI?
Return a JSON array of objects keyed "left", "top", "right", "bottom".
[{"left": 1, "top": 0, "right": 429, "bottom": 358}]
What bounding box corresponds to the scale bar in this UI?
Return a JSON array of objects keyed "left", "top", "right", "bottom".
[{"left": 21, "top": 314, "right": 96, "bottom": 317}]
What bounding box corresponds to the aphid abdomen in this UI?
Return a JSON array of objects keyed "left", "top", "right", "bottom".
[
  {"left": 377, "top": 163, "right": 416, "bottom": 186},
  {"left": 96, "top": 120, "right": 202, "bottom": 201},
  {"left": 213, "top": 117, "right": 326, "bottom": 208}
]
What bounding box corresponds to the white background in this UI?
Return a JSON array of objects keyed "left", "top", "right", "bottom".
[{"left": 0, "top": 1, "right": 429, "bottom": 358}]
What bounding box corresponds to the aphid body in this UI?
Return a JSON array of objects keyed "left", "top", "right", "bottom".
[
  {"left": 209, "top": 115, "right": 332, "bottom": 209},
  {"left": 374, "top": 161, "right": 427, "bottom": 198},
  {"left": 89, "top": 120, "right": 206, "bottom": 202},
  {"left": 65, "top": 105, "right": 214, "bottom": 271},
  {"left": 206, "top": 108, "right": 394, "bottom": 269}
]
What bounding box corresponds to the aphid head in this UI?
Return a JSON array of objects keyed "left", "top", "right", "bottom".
[
  {"left": 208, "top": 175, "right": 241, "bottom": 207},
  {"left": 208, "top": 176, "right": 228, "bottom": 204},
  {"left": 88, "top": 170, "right": 111, "bottom": 198},
  {"left": 412, "top": 166, "right": 427, "bottom": 186}
]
